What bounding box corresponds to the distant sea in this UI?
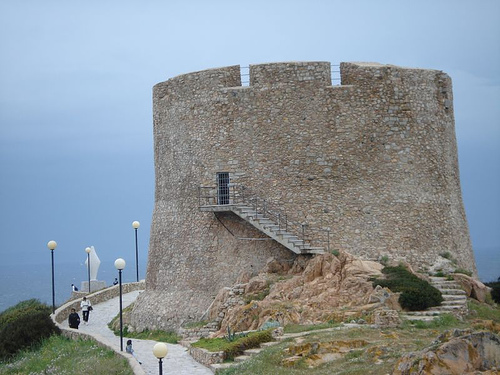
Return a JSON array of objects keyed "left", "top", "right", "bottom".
[
  {"left": 0, "top": 259, "right": 147, "bottom": 313},
  {"left": 0, "top": 248, "right": 498, "bottom": 313}
]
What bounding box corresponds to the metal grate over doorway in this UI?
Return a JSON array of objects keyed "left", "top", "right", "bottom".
[{"left": 217, "top": 172, "right": 230, "bottom": 205}]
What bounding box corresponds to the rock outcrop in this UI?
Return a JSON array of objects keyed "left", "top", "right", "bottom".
[
  {"left": 207, "top": 252, "right": 397, "bottom": 335},
  {"left": 393, "top": 330, "right": 500, "bottom": 374}
]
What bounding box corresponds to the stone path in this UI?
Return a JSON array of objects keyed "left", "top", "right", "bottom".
[{"left": 61, "top": 291, "right": 212, "bottom": 375}]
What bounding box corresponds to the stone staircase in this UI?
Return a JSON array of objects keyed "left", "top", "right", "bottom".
[
  {"left": 200, "top": 204, "right": 325, "bottom": 255},
  {"left": 402, "top": 276, "right": 468, "bottom": 321}
]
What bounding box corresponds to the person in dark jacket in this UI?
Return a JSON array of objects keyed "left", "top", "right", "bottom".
[{"left": 68, "top": 308, "right": 80, "bottom": 329}]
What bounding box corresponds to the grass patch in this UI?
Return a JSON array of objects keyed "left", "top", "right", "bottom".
[
  {"left": 192, "top": 329, "right": 273, "bottom": 360},
  {"left": 216, "top": 326, "right": 447, "bottom": 375},
  {"left": 468, "top": 300, "right": 500, "bottom": 323},
  {"left": 0, "top": 334, "right": 133, "bottom": 374},
  {"left": 401, "top": 314, "right": 461, "bottom": 330},
  {"left": 284, "top": 321, "right": 340, "bottom": 334},
  {"left": 453, "top": 268, "right": 472, "bottom": 277}
]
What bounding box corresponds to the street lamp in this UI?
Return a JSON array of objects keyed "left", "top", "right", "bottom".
[
  {"left": 47, "top": 240, "right": 57, "bottom": 313},
  {"left": 114, "top": 258, "right": 126, "bottom": 351},
  {"left": 153, "top": 342, "right": 168, "bottom": 375},
  {"left": 85, "top": 247, "right": 91, "bottom": 293},
  {"left": 132, "top": 221, "right": 140, "bottom": 282}
]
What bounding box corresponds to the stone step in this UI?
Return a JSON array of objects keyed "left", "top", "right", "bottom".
[
  {"left": 441, "top": 300, "right": 466, "bottom": 306},
  {"left": 404, "top": 311, "right": 443, "bottom": 316},
  {"left": 442, "top": 294, "right": 467, "bottom": 301},
  {"left": 234, "top": 355, "right": 252, "bottom": 362},
  {"left": 260, "top": 342, "right": 277, "bottom": 348},
  {"left": 433, "top": 284, "right": 462, "bottom": 290},
  {"left": 264, "top": 224, "right": 280, "bottom": 230},
  {"left": 210, "top": 363, "right": 234, "bottom": 373},
  {"left": 429, "top": 277, "right": 448, "bottom": 281},
  {"left": 429, "top": 305, "right": 466, "bottom": 311},
  {"left": 438, "top": 288, "right": 467, "bottom": 295},
  {"left": 243, "top": 348, "right": 262, "bottom": 356},
  {"left": 401, "top": 315, "right": 438, "bottom": 321}
]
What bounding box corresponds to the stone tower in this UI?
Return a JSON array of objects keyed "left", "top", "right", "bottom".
[{"left": 131, "top": 61, "right": 476, "bottom": 331}]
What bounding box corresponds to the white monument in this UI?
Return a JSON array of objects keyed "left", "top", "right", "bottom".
[{"left": 81, "top": 246, "right": 107, "bottom": 292}]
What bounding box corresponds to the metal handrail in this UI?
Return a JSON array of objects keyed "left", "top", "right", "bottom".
[{"left": 198, "top": 184, "right": 331, "bottom": 251}]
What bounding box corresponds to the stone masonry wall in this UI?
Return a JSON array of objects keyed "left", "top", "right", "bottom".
[{"left": 131, "top": 61, "right": 476, "bottom": 331}]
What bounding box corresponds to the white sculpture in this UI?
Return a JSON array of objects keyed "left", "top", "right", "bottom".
[{"left": 85, "top": 246, "right": 101, "bottom": 280}]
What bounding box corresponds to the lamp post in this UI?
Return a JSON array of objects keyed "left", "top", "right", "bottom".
[
  {"left": 114, "top": 258, "right": 126, "bottom": 351},
  {"left": 153, "top": 342, "right": 168, "bottom": 375},
  {"left": 132, "top": 221, "right": 140, "bottom": 282},
  {"left": 47, "top": 240, "right": 57, "bottom": 313},
  {"left": 85, "top": 247, "right": 91, "bottom": 293}
]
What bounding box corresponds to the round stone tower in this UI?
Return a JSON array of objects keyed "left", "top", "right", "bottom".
[{"left": 131, "top": 61, "right": 476, "bottom": 331}]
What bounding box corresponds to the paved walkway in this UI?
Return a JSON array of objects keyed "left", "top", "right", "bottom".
[{"left": 61, "top": 291, "right": 212, "bottom": 375}]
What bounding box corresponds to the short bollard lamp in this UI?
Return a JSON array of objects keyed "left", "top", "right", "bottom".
[
  {"left": 85, "top": 247, "right": 91, "bottom": 293},
  {"left": 47, "top": 240, "right": 57, "bottom": 313},
  {"left": 132, "top": 220, "right": 140, "bottom": 282},
  {"left": 153, "top": 342, "right": 168, "bottom": 375},
  {"left": 114, "top": 258, "right": 126, "bottom": 351}
]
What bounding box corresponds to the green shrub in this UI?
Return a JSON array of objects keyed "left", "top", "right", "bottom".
[
  {"left": 484, "top": 280, "right": 500, "bottom": 304},
  {"left": 224, "top": 330, "right": 273, "bottom": 360},
  {"left": 243, "top": 287, "right": 270, "bottom": 304},
  {"left": 439, "top": 252, "right": 452, "bottom": 260},
  {"left": 454, "top": 268, "right": 473, "bottom": 277},
  {"left": 192, "top": 329, "right": 273, "bottom": 360},
  {"left": 373, "top": 266, "right": 443, "bottom": 311},
  {"left": 0, "top": 299, "right": 60, "bottom": 360}
]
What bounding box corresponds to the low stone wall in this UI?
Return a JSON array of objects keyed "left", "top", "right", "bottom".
[
  {"left": 54, "top": 281, "right": 145, "bottom": 324},
  {"left": 51, "top": 281, "right": 146, "bottom": 375},
  {"left": 179, "top": 321, "right": 219, "bottom": 340},
  {"left": 189, "top": 346, "right": 225, "bottom": 365}
]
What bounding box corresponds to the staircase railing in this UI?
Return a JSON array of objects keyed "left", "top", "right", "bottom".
[{"left": 198, "top": 184, "right": 332, "bottom": 252}]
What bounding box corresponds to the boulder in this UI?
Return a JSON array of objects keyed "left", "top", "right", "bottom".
[
  {"left": 373, "top": 309, "right": 401, "bottom": 328},
  {"left": 393, "top": 330, "right": 500, "bottom": 374},
  {"left": 452, "top": 273, "right": 490, "bottom": 303}
]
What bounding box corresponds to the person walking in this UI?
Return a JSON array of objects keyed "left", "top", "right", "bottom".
[
  {"left": 126, "top": 340, "right": 142, "bottom": 364},
  {"left": 68, "top": 308, "right": 80, "bottom": 329},
  {"left": 80, "top": 296, "right": 92, "bottom": 324}
]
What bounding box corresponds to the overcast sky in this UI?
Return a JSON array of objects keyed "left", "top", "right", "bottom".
[{"left": 0, "top": 1, "right": 498, "bottom": 280}]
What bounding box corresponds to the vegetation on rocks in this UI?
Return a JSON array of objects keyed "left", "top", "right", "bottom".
[
  {"left": 372, "top": 266, "right": 443, "bottom": 311},
  {"left": 192, "top": 329, "right": 273, "bottom": 360},
  {"left": 216, "top": 301, "right": 500, "bottom": 375},
  {"left": 0, "top": 299, "right": 60, "bottom": 360},
  {"left": 485, "top": 278, "right": 500, "bottom": 304}
]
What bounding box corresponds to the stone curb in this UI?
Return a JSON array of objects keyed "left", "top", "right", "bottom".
[{"left": 51, "top": 281, "right": 146, "bottom": 375}]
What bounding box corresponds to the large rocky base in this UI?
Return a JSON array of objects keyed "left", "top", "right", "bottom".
[{"left": 206, "top": 252, "right": 402, "bottom": 335}]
